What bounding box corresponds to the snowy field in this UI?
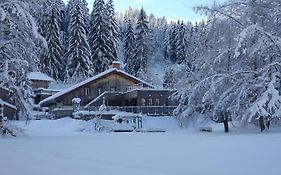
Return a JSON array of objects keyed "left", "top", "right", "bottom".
[{"left": 0, "top": 118, "right": 280, "bottom": 175}]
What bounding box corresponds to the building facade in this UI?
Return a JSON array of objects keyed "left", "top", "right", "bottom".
[{"left": 40, "top": 66, "right": 178, "bottom": 118}]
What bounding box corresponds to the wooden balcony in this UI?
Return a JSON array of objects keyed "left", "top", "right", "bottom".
[{"left": 86, "top": 106, "right": 177, "bottom": 116}]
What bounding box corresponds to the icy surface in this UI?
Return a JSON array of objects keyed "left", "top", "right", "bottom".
[{"left": 0, "top": 118, "right": 280, "bottom": 175}]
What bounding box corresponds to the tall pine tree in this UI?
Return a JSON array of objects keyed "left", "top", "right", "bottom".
[
  {"left": 63, "top": 0, "right": 89, "bottom": 68},
  {"left": 176, "top": 21, "right": 188, "bottom": 63},
  {"left": 36, "top": 2, "right": 49, "bottom": 38},
  {"left": 65, "top": 0, "right": 92, "bottom": 83},
  {"left": 133, "top": 7, "right": 149, "bottom": 77},
  {"left": 106, "top": 0, "right": 119, "bottom": 62},
  {"left": 89, "top": 0, "right": 111, "bottom": 74},
  {"left": 167, "top": 23, "right": 177, "bottom": 63},
  {"left": 42, "top": 4, "right": 63, "bottom": 81},
  {"left": 124, "top": 20, "right": 135, "bottom": 73}
]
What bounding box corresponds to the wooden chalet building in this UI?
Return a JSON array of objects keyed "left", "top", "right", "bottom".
[
  {"left": 27, "top": 72, "right": 59, "bottom": 104},
  {"left": 0, "top": 87, "right": 17, "bottom": 120},
  {"left": 40, "top": 63, "right": 178, "bottom": 118}
]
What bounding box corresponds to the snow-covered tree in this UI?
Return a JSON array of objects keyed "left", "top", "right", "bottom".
[
  {"left": 176, "top": 21, "right": 188, "bottom": 63},
  {"left": 175, "top": 0, "right": 281, "bottom": 131},
  {"left": 89, "top": 0, "right": 111, "bottom": 74},
  {"left": 42, "top": 4, "right": 63, "bottom": 81},
  {"left": 133, "top": 8, "right": 150, "bottom": 77},
  {"left": 167, "top": 23, "right": 178, "bottom": 63},
  {"left": 0, "top": 0, "right": 46, "bottom": 119},
  {"left": 124, "top": 20, "right": 135, "bottom": 73},
  {"left": 36, "top": 2, "right": 49, "bottom": 38},
  {"left": 64, "top": 0, "right": 92, "bottom": 83},
  {"left": 63, "top": 0, "right": 89, "bottom": 74},
  {"left": 105, "top": 0, "right": 119, "bottom": 62}
]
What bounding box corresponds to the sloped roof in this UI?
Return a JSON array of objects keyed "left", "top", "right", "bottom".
[
  {"left": 39, "top": 68, "right": 154, "bottom": 106},
  {"left": 0, "top": 98, "right": 17, "bottom": 110},
  {"left": 27, "top": 72, "right": 55, "bottom": 82}
]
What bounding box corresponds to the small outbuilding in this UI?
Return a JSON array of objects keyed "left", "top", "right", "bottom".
[{"left": 0, "top": 87, "right": 17, "bottom": 120}]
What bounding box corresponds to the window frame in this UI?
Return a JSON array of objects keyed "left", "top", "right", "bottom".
[{"left": 85, "top": 88, "right": 90, "bottom": 96}]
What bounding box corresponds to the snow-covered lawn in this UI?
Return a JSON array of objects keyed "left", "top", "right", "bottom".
[{"left": 0, "top": 118, "right": 280, "bottom": 175}]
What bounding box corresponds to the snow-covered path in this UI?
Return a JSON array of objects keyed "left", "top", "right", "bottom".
[{"left": 1, "top": 128, "right": 280, "bottom": 175}]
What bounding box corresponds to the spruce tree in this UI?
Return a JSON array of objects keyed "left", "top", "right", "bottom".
[
  {"left": 37, "top": 2, "right": 49, "bottom": 38},
  {"left": 133, "top": 7, "right": 149, "bottom": 77},
  {"left": 167, "top": 24, "right": 177, "bottom": 63},
  {"left": 176, "top": 21, "right": 188, "bottom": 63},
  {"left": 163, "top": 24, "right": 169, "bottom": 60},
  {"left": 89, "top": 0, "right": 111, "bottom": 74},
  {"left": 63, "top": 0, "right": 89, "bottom": 66},
  {"left": 65, "top": 0, "right": 92, "bottom": 83},
  {"left": 43, "top": 5, "right": 63, "bottom": 81},
  {"left": 124, "top": 20, "right": 135, "bottom": 73},
  {"left": 106, "top": 0, "right": 119, "bottom": 62}
]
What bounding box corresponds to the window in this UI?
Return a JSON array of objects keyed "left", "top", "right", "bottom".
[
  {"left": 85, "top": 88, "right": 90, "bottom": 95},
  {"left": 98, "top": 88, "right": 102, "bottom": 95},
  {"left": 141, "top": 98, "right": 146, "bottom": 106},
  {"left": 154, "top": 99, "right": 160, "bottom": 106},
  {"left": 148, "top": 98, "right": 153, "bottom": 106}
]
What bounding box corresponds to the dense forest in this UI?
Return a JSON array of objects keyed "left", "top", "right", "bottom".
[{"left": 1, "top": 0, "right": 281, "bottom": 129}]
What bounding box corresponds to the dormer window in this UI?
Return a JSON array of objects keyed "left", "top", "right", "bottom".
[{"left": 85, "top": 88, "right": 90, "bottom": 95}]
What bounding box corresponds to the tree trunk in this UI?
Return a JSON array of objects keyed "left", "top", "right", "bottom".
[
  {"left": 223, "top": 120, "right": 229, "bottom": 133},
  {"left": 259, "top": 116, "right": 265, "bottom": 132},
  {"left": 266, "top": 120, "right": 270, "bottom": 129}
]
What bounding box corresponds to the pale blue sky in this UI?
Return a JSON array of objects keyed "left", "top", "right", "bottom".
[{"left": 63, "top": 0, "right": 226, "bottom": 22}]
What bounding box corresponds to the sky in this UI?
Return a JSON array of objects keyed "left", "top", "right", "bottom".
[{"left": 63, "top": 0, "right": 226, "bottom": 22}]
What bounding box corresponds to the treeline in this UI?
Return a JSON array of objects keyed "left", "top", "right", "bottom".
[{"left": 32, "top": 0, "right": 206, "bottom": 83}]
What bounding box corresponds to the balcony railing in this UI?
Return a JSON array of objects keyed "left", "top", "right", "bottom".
[{"left": 86, "top": 106, "right": 177, "bottom": 116}]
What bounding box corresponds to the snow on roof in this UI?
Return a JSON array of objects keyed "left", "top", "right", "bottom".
[
  {"left": 118, "top": 69, "right": 154, "bottom": 88},
  {"left": 0, "top": 99, "right": 17, "bottom": 110},
  {"left": 39, "top": 68, "right": 154, "bottom": 106},
  {"left": 112, "top": 61, "right": 121, "bottom": 64},
  {"left": 27, "top": 72, "right": 55, "bottom": 82}
]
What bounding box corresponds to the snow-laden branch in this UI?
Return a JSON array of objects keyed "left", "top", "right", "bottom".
[{"left": 195, "top": 5, "right": 244, "bottom": 27}]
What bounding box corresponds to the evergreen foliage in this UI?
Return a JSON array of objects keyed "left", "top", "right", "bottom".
[
  {"left": 89, "top": 0, "right": 111, "bottom": 74},
  {"left": 64, "top": 0, "right": 92, "bottom": 83},
  {"left": 176, "top": 21, "right": 188, "bottom": 63},
  {"left": 43, "top": 4, "right": 63, "bottom": 81},
  {"left": 133, "top": 8, "right": 149, "bottom": 77},
  {"left": 167, "top": 24, "right": 177, "bottom": 63},
  {"left": 106, "top": 0, "right": 119, "bottom": 62},
  {"left": 124, "top": 20, "right": 135, "bottom": 73}
]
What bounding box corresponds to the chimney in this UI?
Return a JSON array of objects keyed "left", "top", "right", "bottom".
[{"left": 112, "top": 61, "right": 121, "bottom": 70}]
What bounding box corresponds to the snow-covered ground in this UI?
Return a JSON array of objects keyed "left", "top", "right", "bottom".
[{"left": 0, "top": 118, "right": 280, "bottom": 175}]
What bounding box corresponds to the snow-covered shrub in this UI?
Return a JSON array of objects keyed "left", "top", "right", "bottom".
[{"left": 0, "top": 117, "right": 24, "bottom": 137}]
